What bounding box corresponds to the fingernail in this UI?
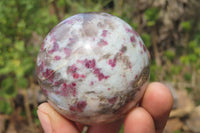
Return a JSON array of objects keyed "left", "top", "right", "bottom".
[{"left": 37, "top": 110, "right": 53, "bottom": 133}]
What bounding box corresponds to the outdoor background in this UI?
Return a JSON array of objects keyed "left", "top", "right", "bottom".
[{"left": 0, "top": 0, "right": 200, "bottom": 133}]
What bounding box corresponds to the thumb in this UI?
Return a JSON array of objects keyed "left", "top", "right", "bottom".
[{"left": 37, "top": 102, "right": 79, "bottom": 133}]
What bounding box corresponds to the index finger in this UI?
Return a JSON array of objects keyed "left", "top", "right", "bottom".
[{"left": 141, "top": 82, "right": 173, "bottom": 133}]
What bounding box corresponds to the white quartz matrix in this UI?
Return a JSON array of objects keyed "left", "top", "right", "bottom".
[{"left": 36, "top": 12, "right": 150, "bottom": 125}]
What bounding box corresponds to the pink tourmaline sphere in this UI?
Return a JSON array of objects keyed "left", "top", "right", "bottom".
[{"left": 36, "top": 12, "right": 150, "bottom": 125}]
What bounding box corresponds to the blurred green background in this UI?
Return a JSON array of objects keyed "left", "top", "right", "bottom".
[{"left": 0, "top": 0, "right": 200, "bottom": 133}]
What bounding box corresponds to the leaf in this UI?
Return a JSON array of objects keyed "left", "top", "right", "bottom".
[
  {"left": 164, "top": 50, "right": 175, "bottom": 61},
  {"left": 23, "top": 61, "right": 35, "bottom": 75},
  {"left": 147, "top": 21, "right": 156, "bottom": 27},
  {"left": 186, "top": 87, "right": 192, "bottom": 94},
  {"left": 15, "top": 66, "right": 25, "bottom": 78},
  {"left": 144, "top": 7, "right": 160, "bottom": 26},
  {"left": 0, "top": 100, "right": 13, "bottom": 114},
  {"left": 171, "top": 66, "right": 181, "bottom": 75},
  {"left": 1, "top": 77, "right": 14, "bottom": 92},
  {"left": 0, "top": 77, "right": 17, "bottom": 98},
  {"left": 17, "top": 19, "right": 26, "bottom": 30},
  {"left": 180, "top": 56, "right": 189, "bottom": 65},
  {"left": 181, "top": 21, "right": 192, "bottom": 32},
  {"left": 173, "top": 130, "right": 182, "bottom": 133},
  {"left": 12, "top": 59, "right": 20, "bottom": 66},
  {"left": 131, "top": 22, "right": 138, "bottom": 31},
  {"left": 16, "top": 77, "right": 29, "bottom": 88},
  {"left": 184, "top": 73, "right": 192, "bottom": 81},
  {"left": 0, "top": 66, "right": 12, "bottom": 75},
  {"left": 188, "top": 54, "right": 197, "bottom": 63},
  {"left": 141, "top": 33, "right": 151, "bottom": 48},
  {"left": 119, "top": 125, "right": 124, "bottom": 133},
  {"left": 14, "top": 41, "right": 25, "bottom": 52},
  {"left": 188, "top": 40, "right": 197, "bottom": 50}
]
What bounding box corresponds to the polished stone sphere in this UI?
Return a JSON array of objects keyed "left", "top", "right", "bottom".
[{"left": 36, "top": 12, "right": 150, "bottom": 125}]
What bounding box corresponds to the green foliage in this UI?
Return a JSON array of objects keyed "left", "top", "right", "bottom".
[
  {"left": 0, "top": 77, "right": 16, "bottom": 98},
  {"left": 33, "top": 108, "right": 41, "bottom": 125},
  {"left": 197, "top": 100, "right": 200, "bottom": 106},
  {"left": 150, "top": 61, "right": 161, "bottom": 81},
  {"left": 170, "top": 66, "right": 182, "bottom": 75},
  {"left": 141, "top": 33, "right": 151, "bottom": 48},
  {"left": 56, "top": 0, "right": 111, "bottom": 16},
  {"left": 0, "top": 0, "right": 58, "bottom": 97},
  {"left": 119, "top": 125, "right": 124, "bottom": 133},
  {"left": 131, "top": 22, "right": 138, "bottom": 31},
  {"left": 180, "top": 40, "right": 200, "bottom": 69},
  {"left": 184, "top": 73, "right": 192, "bottom": 81},
  {"left": 164, "top": 50, "right": 175, "bottom": 61},
  {"left": 186, "top": 87, "right": 192, "bottom": 94},
  {"left": 181, "top": 21, "right": 192, "bottom": 32},
  {"left": 0, "top": 99, "right": 13, "bottom": 114},
  {"left": 0, "top": 0, "right": 59, "bottom": 116},
  {"left": 144, "top": 7, "right": 160, "bottom": 26},
  {"left": 173, "top": 130, "right": 182, "bottom": 133}
]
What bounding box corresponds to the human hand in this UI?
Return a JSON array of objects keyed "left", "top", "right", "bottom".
[{"left": 37, "top": 82, "right": 173, "bottom": 133}]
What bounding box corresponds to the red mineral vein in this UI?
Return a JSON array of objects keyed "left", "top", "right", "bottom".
[
  {"left": 64, "top": 47, "right": 71, "bottom": 57},
  {"left": 60, "top": 82, "right": 77, "bottom": 97},
  {"left": 101, "top": 30, "right": 107, "bottom": 37},
  {"left": 69, "top": 101, "right": 87, "bottom": 112},
  {"left": 108, "top": 96, "right": 117, "bottom": 104},
  {"left": 98, "top": 39, "right": 108, "bottom": 47},
  {"left": 54, "top": 56, "right": 61, "bottom": 60},
  {"left": 42, "top": 68, "right": 54, "bottom": 82},
  {"left": 83, "top": 59, "right": 110, "bottom": 81},
  {"left": 130, "top": 36, "right": 136, "bottom": 42},
  {"left": 108, "top": 58, "right": 116, "bottom": 67}
]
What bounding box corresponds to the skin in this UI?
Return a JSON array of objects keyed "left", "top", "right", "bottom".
[{"left": 37, "top": 82, "right": 173, "bottom": 133}]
